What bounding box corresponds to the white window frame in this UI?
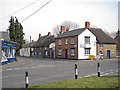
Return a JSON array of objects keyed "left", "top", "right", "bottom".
[
  {"left": 58, "top": 48, "right": 62, "bottom": 56},
  {"left": 65, "top": 38, "right": 68, "bottom": 45},
  {"left": 85, "top": 36, "right": 90, "bottom": 44},
  {"left": 71, "top": 37, "right": 75, "bottom": 44},
  {"left": 100, "top": 44, "right": 103, "bottom": 48},
  {"left": 58, "top": 39, "right": 61, "bottom": 45},
  {"left": 85, "top": 48, "right": 91, "bottom": 55},
  {"left": 70, "top": 48, "right": 75, "bottom": 56}
]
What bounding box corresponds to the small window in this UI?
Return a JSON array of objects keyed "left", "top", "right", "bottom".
[
  {"left": 65, "top": 38, "right": 68, "bottom": 45},
  {"left": 85, "top": 48, "right": 91, "bottom": 55},
  {"left": 58, "top": 48, "right": 62, "bottom": 56},
  {"left": 58, "top": 39, "right": 61, "bottom": 45},
  {"left": 85, "top": 36, "right": 90, "bottom": 44},
  {"left": 71, "top": 37, "right": 75, "bottom": 44},
  {"left": 100, "top": 44, "right": 103, "bottom": 48},
  {"left": 70, "top": 48, "right": 75, "bottom": 56}
]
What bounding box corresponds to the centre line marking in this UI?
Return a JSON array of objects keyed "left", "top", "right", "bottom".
[
  {"left": 0, "top": 74, "right": 25, "bottom": 79},
  {"left": 5, "top": 69, "right": 13, "bottom": 71}
]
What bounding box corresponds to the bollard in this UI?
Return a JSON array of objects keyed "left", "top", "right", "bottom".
[
  {"left": 97, "top": 63, "right": 100, "bottom": 77},
  {"left": 25, "top": 71, "right": 29, "bottom": 88},
  {"left": 75, "top": 64, "right": 78, "bottom": 79}
]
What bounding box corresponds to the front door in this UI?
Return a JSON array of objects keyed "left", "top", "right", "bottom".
[
  {"left": 65, "top": 49, "right": 68, "bottom": 59},
  {"left": 107, "top": 50, "right": 110, "bottom": 59}
]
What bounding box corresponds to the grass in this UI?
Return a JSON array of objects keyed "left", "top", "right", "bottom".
[{"left": 28, "top": 76, "right": 119, "bottom": 88}]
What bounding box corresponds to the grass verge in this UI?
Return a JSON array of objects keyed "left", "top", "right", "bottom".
[{"left": 28, "top": 76, "right": 119, "bottom": 88}]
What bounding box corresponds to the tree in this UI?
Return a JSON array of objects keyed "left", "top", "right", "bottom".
[
  {"left": 8, "top": 16, "right": 24, "bottom": 57},
  {"left": 53, "top": 21, "right": 80, "bottom": 36},
  {"left": 104, "top": 29, "right": 117, "bottom": 39}
]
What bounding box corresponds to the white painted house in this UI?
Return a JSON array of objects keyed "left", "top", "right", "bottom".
[
  {"left": 20, "top": 41, "right": 36, "bottom": 57},
  {"left": 78, "top": 28, "right": 96, "bottom": 59}
]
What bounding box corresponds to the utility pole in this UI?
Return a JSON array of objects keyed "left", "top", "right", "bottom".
[{"left": 30, "top": 36, "right": 31, "bottom": 57}]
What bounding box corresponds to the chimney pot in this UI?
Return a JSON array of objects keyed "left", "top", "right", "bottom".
[
  {"left": 39, "top": 34, "right": 41, "bottom": 38},
  {"left": 61, "top": 26, "right": 65, "bottom": 34},
  {"left": 85, "top": 22, "right": 90, "bottom": 29},
  {"left": 48, "top": 32, "right": 51, "bottom": 36}
]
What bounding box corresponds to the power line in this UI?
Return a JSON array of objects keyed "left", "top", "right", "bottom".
[
  {"left": 21, "top": 0, "right": 52, "bottom": 23},
  {"left": 0, "top": 0, "right": 39, "bottom": 20}
]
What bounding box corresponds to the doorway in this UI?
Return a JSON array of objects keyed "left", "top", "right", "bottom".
[
  {"left": 65, "top": 49, "right": 68, "bottom": 59},
  {"left": 107, "top": 50, "right": 110, "bottom": 59}
]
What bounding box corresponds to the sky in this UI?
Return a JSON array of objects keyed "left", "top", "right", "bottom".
[{"left": 0, "top": 0, "right": 119, "bottom": 41}]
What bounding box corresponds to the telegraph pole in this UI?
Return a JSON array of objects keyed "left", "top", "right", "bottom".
[{"left": 30, "top": 36, "right": 31, "bottom": 57}]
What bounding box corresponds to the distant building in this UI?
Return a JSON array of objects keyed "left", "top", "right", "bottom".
[
  {"left": 20, "top": 41, "right": 36, "bottom": 57},
  {"left": 55, "top": 22, "right": 116, "bottom": 59},
  {"left": 0, "top": 31, "right": 17, "bottom": 65},
  {"left": 33, "top": 32, "right": 55, "bottom": 58}
]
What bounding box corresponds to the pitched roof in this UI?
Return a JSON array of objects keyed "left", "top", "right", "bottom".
[
  {"left": 56, "top": 27, "right": 116, "bottom": 44},
  {"left": 33, "top": 35, "right": 55, "bottom": 47},
  {"left": 56, "top": 28, "right": 86, "bottom": 38},
  {"left": 89, "top": 28, "right": 116, "bottom": 44},
  {"left": 23, "top": 41, "right": 36, "bottom": 48}
]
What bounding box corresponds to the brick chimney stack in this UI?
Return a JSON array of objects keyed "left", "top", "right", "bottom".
[
  {"left": 32, "top": 40, "right": 34, "bottom": 42},
  {"left": 39, "top": 34, "right": 41, "bottom": 38},
  {"left": 48, "top": 32, "right": 51, "bottom": 36},
  {"left": 85, "top": 22, "right": 90, "bottom": 29},
  {"left": 61, "top": 26, "right": 65, "bottom": 34}
]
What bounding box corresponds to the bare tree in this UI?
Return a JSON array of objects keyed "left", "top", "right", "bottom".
[
  {"left": 104, "top": 29, "right": 117, "bottom": 39},
  {"left": 53, "top": 21, "right": 80, "bottom": 36}
]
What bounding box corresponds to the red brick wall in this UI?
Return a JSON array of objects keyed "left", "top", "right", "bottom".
[{"left": 55, "top": 36, "right": 78, "bottom": 59}]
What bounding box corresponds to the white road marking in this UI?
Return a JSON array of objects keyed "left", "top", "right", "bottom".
[
  {"left": 14, "top": 68, "right": 21, "bottom": 70},
  {"left": 0, "top": 74, "right": 25, "bottom": 79},
  {"left": 5, "top": 69, "right": 13, "bottom": 71}
]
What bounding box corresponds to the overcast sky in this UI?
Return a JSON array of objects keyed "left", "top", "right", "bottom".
[{"left": 0, "top": 0, "right": 119, "bottom": 41}]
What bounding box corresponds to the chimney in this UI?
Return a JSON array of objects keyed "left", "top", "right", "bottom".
[
  {"left": 85, "top": 22, "right": 90, "bottom": 29},
  {"left": 39, "top": 34, "right": 41, "bottom": 38},
  {"left": 61, "top": 26, "right": 65, "bottom": 34},
  {"left": 32, "top": 40, "right": 34, "bottom": 42},
  {"left": 48, "top": 32, "right": 51, "bottom": 36}
]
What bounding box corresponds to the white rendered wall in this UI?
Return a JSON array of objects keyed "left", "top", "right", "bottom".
[
  {"left": 20, "top": 48, "right": 30, "bottom": 57},
  {"left": 78, "top": 29, "right": 96, "bottom": 59}
]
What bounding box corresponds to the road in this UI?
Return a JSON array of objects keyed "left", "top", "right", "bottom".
[{"left": 1, "top": 57, "right": 119, "bottom": 88}]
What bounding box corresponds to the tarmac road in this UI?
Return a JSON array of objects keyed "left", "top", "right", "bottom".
[{"left": 1, "top": 57, "right": 119, "bottom": 88}]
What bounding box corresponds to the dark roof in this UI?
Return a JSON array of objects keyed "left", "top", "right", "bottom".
[
  {"left": 89, "top": 28, "right": 116, "bottom": 44},
  {"left": 56, "top": 28, "right": 86, "bottom": 38},
  {"left": 56, "top": 27, "right": 116, "bottom": 44},
  {"left": 0, "top": 31, "right": 10, "bottom": 41},
  {"left": 33, "top": 35, "right": 55, "bottom": 47},
  {"left": 23, "top": 41, "right": 36, "bottom": 48}
]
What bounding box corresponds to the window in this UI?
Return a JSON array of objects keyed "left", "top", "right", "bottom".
[
  {"left": 85, "top": 36, "right": 90, "bottom": 44},
  {"left": 58, "top": 39, "right": 61, "bottom": 45},
  {"left": 58, "top": 48, "right": 62, "bottom": 56},
  {"left": 70, "top": 48, "right": 75, "bottom": 56},
  {"left": 85, "top": 48, "right": 91, "bottom": 55},
  {"left": 71, "top": 37, "right": 75, "bottom": 44},
  {"left": 65, "top": 38, "right": 68, "bottom": 45},
  {"left": 100, "top": 44, "right": 103, "bottom": 48}
]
